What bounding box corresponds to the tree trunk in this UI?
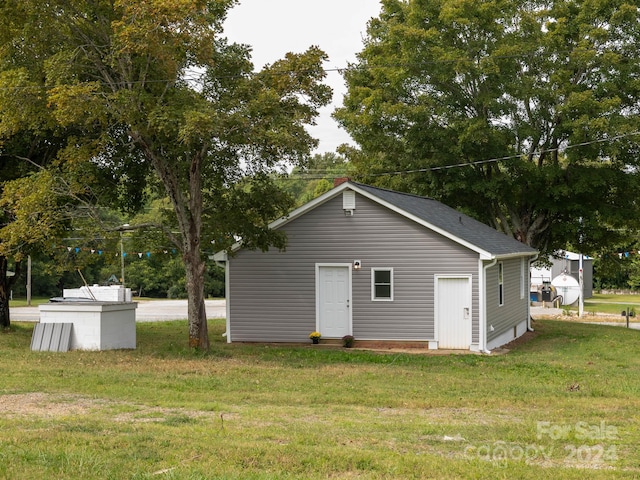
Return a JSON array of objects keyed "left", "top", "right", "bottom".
[
  {"left": 183, "top": 152, "right": 210, "bottom": 350},
  {"left": 0, "top": 256, "right": 11, "bottom": 329},
  {"left": 185, "top": 246, "right": 209, "bottom": 350},
  {"left": 134, "top": 135, "right": 211, "bottom": 349}
]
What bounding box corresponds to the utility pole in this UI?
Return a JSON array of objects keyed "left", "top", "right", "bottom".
[
  {"left": 26, "top": 255, "right": 31, "bottom": 306},
  {"left": 578, "top": 253, "right": 584, "bottom": 318},
  {"left": 578, "top": 218, "right": 585, "bottom": 318},
  {"left": 120, "top": 231, "right": 125, "bottom": 288}
]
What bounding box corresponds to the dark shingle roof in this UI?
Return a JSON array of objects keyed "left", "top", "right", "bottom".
[{"left": 352, "top": 182, "right": 537, "bottom": 257}]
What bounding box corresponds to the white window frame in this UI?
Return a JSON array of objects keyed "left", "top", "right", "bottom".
[
  {"left": 498, "top": 262, "right": 504, "bottom": 306},
  {"left": 520, "top": 258, "right": 526, "bottom": 299},
  {"left": 371, "top": 268, "right": 394, "bottom": 301}
]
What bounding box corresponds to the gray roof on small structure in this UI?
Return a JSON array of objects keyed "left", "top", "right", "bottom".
[
  {"left": 350, "top": 182, "right": 537, "bottom": 258},
  {"left": 216, "top": 180, "right": 538, "bottom": 261}
]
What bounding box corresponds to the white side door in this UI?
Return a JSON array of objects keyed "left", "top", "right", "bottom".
[
  {"left": 436, "top": 276, "right": 472, "bottom": 349},
  {"left": 317, "top": 265, "right": 351, "bottom": 338}
]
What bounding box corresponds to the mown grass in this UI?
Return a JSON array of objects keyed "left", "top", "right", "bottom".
[
  {"left": 1, "top": 319, "right": 640, "bottom": 479},
  {"left": 579, "top": 293, "right": 640, "bottom": 316},
  {"left": 8, "top": 297, "right": 50, "bottom": 307}
]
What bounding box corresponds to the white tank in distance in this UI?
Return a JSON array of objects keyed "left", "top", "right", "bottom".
[{"left": 551, "top": 274, "right": 580, "bottom": 305}]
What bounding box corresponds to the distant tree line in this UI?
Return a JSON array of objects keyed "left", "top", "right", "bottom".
[{"left": 9, "top": 254, "right": 224, "bottom": 300}]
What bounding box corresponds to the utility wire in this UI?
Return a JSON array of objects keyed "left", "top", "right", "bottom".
[
  {"left": 360, "top": 130, "right": 640, "bottom": 178},
  {"left": 284, "top": 131, "right": 640, "bottom": 180}
]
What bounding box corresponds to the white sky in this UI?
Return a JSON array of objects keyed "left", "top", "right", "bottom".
[{"left": 224, "top": 0, "right": 382, "bottom": 154}]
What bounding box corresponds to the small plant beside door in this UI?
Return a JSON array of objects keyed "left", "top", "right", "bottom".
[
  {"left": 309, "top": 332, "right": 321, "bottom": 344},
  {"left": 342, "top": 335, "right": 355, "bottom": 348}
]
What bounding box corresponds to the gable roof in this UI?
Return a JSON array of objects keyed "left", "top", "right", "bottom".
[
  {"left": 216, "top": 181, "right": 537, "bottom": 261},
  {"left": 351, "top": 182, "right": 537, "bottom": 259}
]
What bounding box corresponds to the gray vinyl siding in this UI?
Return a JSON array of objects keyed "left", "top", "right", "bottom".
[
  {"left": 228, "top": 193, "right": 480, "bottom": 343},
  {"left": 582, "top": 261, "right": 593, "bottom": 298},
  {"left": 485, "top": 258, "right": 530, "bottom": 343}
]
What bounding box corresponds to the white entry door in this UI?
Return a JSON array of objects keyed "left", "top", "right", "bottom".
[
  {"left": 436, "top": 276, "right": 472, "bottom": 349},
  {"left": 317, "top": 265, "right": 351, "bottom": 338}
]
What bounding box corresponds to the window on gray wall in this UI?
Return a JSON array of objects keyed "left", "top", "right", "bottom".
[
  {"left": 520, "top": 258, "right": 526, "bottom": 299},
  {"left": 372, "top": 268, "right": 394, "bottom": 301}
]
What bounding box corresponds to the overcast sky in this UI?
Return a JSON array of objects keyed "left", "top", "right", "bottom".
[{"left": 224, "top": 1, "right": 382, "bottom": 154}]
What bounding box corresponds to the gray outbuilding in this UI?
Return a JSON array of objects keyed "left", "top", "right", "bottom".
[{"left": 214, "top": 181, "right": 538, "bottom": 352}]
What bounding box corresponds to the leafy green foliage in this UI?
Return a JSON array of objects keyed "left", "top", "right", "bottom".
[
  {"left": 284, "top": 152, "right": 349, "bottom": 207},
  {"left": 0, "top": 1, "right": 331, "bottom": 344},
  {"left": 122, "top": 255, "right": 224, "bottom": 299},
  {"left": 1, "top": 319, "right": 640, "bottom": 477},
  {"left": 336, "top": 0, "right": 640, "bottom": 255},
  {"left": 0, "top": 171, "right": 66, "bottom": 260}
]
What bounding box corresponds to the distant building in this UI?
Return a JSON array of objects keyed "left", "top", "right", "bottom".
[{"left": 531, "top": 251, "right": 593, "bottom": 300}]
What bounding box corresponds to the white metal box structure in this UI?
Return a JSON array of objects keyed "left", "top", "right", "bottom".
[
  {"left": 62, "top": 285, "right": 133, "bottom": 302},
  {"left": 39, "top": 302, "right": 137, "bottom": 350}
]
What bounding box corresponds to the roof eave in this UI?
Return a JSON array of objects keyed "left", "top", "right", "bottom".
[
  {"left": 268, "top": 181, "right": 352, "bottom": 230},
  {"left": 346, "top": 183, "right": 528, "bottom": 259},
  {"left": 212, "top": 250, "right": 228, "bottom": 262},
  {"left": 479, "top": 251, "right": 539, "bottom": 263},
  {"left": 492, "top": 251, "right": 539, "bottom": 260},
  {"left": 214, "top": 181, "right": 539, "bottom": 260}
]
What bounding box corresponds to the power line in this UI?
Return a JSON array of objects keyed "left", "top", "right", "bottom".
[
  {"left": 282, "top": 130, "right": 640, "bottom": 181},
  {"left": 363, "top": 131, "right": 640, "bottom": 178}
]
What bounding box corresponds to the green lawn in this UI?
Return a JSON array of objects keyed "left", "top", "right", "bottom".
[
  {"left": 570, "top": 293, "right": 640, "bottom": 316},
  {"left": 585, "top": 293, "right": 640, "bottom": 315},
  {"left": 1, "top": 319, "right": 639, "bottom": 479},
  {"left": 8, "top": 297, "right": 50, "bottom": 307}
]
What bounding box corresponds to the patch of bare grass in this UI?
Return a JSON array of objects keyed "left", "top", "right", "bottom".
[
  {"left": 0, "top": 393, "right": 101, "bottom": 419},
  {"left": 0, "top": 392, "right": 222, "bottom": 425}
]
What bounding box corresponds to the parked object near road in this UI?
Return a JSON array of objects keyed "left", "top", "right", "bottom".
[
  {"left": 62, "top": 284, "right": 132, "bottom": 302},
  {"left": 551, "top": 274, "right": 581, "bottom": 306}
]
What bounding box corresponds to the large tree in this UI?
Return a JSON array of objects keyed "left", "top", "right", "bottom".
[
  {"left": 335, "top": 0, "right": 640, "bottom": 254},
  {"left": 0, "top": 0, "right": 331, "bottom": 345}
]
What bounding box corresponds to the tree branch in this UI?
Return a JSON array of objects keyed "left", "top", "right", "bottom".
[{"left": 10, "top": 155, "right": 45, "bottom": 170}]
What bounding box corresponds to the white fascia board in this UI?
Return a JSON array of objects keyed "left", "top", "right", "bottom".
[
  {"left": 268, "top": 182, "right": 352, "bottom": 230},
  {"left": 212, "top": 250, "right": 228, "bottom": 262},
  {"left": 494, "top": 251, "right": 539, "bottom": 261},
  {"left": 347, "top": 184, "right": 539, "bottom": 260},
  {"left": 214, "top": 181, "right": 537, "bottom": 260}
]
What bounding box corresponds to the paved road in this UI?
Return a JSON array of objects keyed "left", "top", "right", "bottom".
[
  {"left": 10, "top": 299, "right": 226, "bottom": 323},
  {"left": 12, "top": 302, "right": 639, "bottom": 330}
]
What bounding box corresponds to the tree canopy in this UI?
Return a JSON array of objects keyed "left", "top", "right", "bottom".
[
  {"left": 284, "top": 152, "right": 349, "bottom": 207},
  {"left": 335, "top": 0, "right": 640, "bottom": 255},
  {"left": 0, "top": 0, "right": 332, "bottom": 344}
]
